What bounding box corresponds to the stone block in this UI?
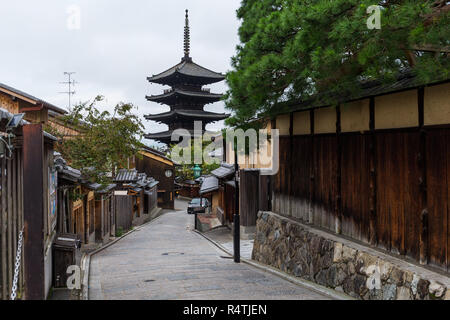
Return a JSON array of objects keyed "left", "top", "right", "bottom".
[
  {"left": 356, "top": 252, "right": 378, "bottom": 274},
  {"left": 416, "top": 279, "right": 430, "bottom": 299},
  {"left": 333, "top": 242, "right": 343, "bottom": 263},
  {"left": 342, "top": 246, "right": 357, "bottom": 261},
  {"left": 444, "top": 289, "right": 450, "bottom": 300},
  {"left": 396, "top": 286, "right": 412, "bottom": 300},
  {"left": 429, "top": 281, "right": 446, "bottom": 298},
  {"left": 388, "top": 267, "right": 404, "bottom": 286},
  {"left": 382, "top": 283, "right": 397, "bottom": 300}
]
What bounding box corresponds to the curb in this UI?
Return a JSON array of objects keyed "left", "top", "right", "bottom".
[
  {"left": 177, "top": 196, "right": 192, "bottom": 202},
  {"left": 193, "top": 230, "right": 353, "bottom": 301},
  {"left": 80, "top": 210, "right": 169, "bottom": 300}
]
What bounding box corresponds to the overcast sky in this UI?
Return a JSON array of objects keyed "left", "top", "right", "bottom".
[{"left": 0, "top": 0, "right": 241, "bottom": 147}]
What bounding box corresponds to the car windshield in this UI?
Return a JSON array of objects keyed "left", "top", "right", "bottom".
[{"left": 191, "top": 198, "right": 201, "bottom": 205}]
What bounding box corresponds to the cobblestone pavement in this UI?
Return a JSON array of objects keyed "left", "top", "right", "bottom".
[{"left": 88, "top": 202, "right": 333, "bottom": 300}]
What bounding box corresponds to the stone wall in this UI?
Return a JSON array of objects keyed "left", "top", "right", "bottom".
[{"left": 252, "top": 211, "right": 450, "bottom": 300}]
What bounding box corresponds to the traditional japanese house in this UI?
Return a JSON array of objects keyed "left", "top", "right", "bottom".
[
  {"left": 0, "top": 82, "right": 67, "bottom": 125},
  {"left": 54, "top": 152, "right": 118, "bottom": 246},
  {"left": 144, "top": 10, "right": 229, "bottom": 145},
  {"left": 176, "top": 179, "right": 200, "bottom": 199},
  {"left": 94, "top": 184, "right": 116, "bottom": 243},
  {"left": 135, "top": 146, "right": 174, "bottom": 209},
  {"left": 54, "top": 151, "right": 82, "bottom": 236},
  {"left": 0, "top": 104, "right": 60, "bottom": 299},
  {"left": 199, "top": 175, "right": 219, "bottom": 203},
  {"left": 113, "top": 168, "right": 159, "bottom": 232},
  {"left": 210, "top": 163, "right": 235, "bottom": 225},
  {"left": 249, "top": 72, "right": 450, "bottom": 273}
]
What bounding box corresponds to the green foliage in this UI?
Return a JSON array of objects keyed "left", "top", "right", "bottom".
[
  {"left": 49, "top": 96, "right": 145, "bottom": 185},
  {"left": 115, "top": 227, "right": 124, "bottom": 237},
  {"left": 168, "top": 139, "right": 221, "bottom": 181},
  {"left": 225, "top": 0, "right": 450, "bottom": 127}
]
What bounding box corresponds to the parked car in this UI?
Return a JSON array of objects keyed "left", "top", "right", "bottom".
[{"left": 187, "top": 198, "right": 210, "bottom": 215}]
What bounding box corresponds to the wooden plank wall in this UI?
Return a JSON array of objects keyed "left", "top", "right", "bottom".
[
  {"left": 313, "top": 135, "right": 338, "bottom": 231},
  {"left": 375, "top": 131, "right": 421, "bottom": 258},
  {"left": 0, "top": 148, "right": 24, "bottom": 300},
  {"left": 115, "top": 195, "right": 133, "bottom": 232},
  {"left": 272, "top": 85, "right": 450, "bottom": 272},
  {"left": 426, "top": 128, "right": 450, "bottom": 270},
  {"left": 341, "top": 134, "right": 371, "bottom": 243},
  {"left": 239, "top": 170, "right": 260, "bottom": 227},
  {"left": 290, "top": 136, "right": 312, "bottom": 221}
]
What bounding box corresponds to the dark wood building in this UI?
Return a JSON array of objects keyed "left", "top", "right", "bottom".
[
  {"left": 144, "top": 10, "right": 228, "bottom": 145},
  {"left": 259, "top": 73, "right": 450, "bottom": 273},
  {"left": 135, "top": 147, "right": 175, "bottom": 209},
  {"left": 209, "top": 163, "right": 235, "bottom": 225},
  {"left": 113, "top": 169, "right": 159, "bottom": 231}
]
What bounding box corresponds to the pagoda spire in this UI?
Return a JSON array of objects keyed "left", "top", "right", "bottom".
[{"left": 183, "top": 9, "right": 191, "bottom": 61}]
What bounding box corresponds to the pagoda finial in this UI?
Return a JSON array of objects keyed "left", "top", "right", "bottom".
[{"left": 183, "top": 9, "right": 191, "bottom": 61}]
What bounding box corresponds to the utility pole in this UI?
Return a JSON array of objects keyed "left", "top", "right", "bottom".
[
  {"left": 59, "top": 72, "right": 77, "bottom": 111},
  {"left": 233, "top": 139, "right": 240, "bottom": 263}
]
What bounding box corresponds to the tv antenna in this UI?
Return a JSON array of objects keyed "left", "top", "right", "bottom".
[{"left": 59, "top": 72, "right": 78, "bottom": 110}]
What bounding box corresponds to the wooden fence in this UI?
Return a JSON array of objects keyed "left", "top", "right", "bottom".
[
  {"left": 272, "top": 102, "right": 450, "bottom": 273},
  {"left": 0, "top": 147, "right": 24, "bottom": 300},
  {"left": 115, "top": 195, "right": 133, "bottom": 232}
]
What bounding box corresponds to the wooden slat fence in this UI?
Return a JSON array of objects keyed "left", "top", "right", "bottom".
[
  {"left": 271, "top": 106, "right": 450, "bottom": 272},
  {"left": 0, "top": 147, "right": 24, "bottom": 300}
]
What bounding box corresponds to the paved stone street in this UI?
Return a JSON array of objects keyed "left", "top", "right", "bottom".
[{"left": 88, "top": 201, "right": 333, "bottom": 300}]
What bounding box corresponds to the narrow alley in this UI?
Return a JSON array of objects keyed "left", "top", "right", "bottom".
[{"left": 88, "top": 201, "right": 332, "bottom": 300}]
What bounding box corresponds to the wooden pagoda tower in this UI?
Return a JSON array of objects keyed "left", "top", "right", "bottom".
[{"left": 145, "top": 10, "right": 229, "bottom": 145}]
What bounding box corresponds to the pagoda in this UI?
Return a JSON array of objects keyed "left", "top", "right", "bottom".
[{"left": 145, "top": 10, "right": 229, "bottom": 145}]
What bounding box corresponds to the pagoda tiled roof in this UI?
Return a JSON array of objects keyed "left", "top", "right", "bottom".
[
  {"left": 145, "top": 109, "right": 229, "bottom": 122},
  {"left": 146, "top": 88, "right": 222, "bottom": 105},
  {"left": 145, "top": 129, "right": 219, "bottom": 144},
  {"left": 147, "top": 60, "right": 225, "bottom": 86}
]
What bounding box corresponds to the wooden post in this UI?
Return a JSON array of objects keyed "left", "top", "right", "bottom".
[
  {"left": 258, "top": 175, "right": 270, "bottom": 211},
  {"left": 18, "top": 150, "right": 24, "bottom": 295},
  {"left": 7, "top": 159, "right": 12, "bottom": 296},
  {"left": 270, "top": 119, "right": 276, "bottom": 212},
  {"left": 369, "top": 97, "right": 378, "bottom": 246},
  {"left": 289, "top": 112, "right": 294, "bottom": 217},
  {"left": 418, "top": 87, "right": 428, "bottom": 265},
  {"left": 308, "top": 109, "right": 315, "bottom": 224},
  {"left": 12, "top": 155, "right": 18, "bottom": 293},
  {"left": 1, "top": 157, "right": 7, "bottom": 300},
  {"left": 23, "top": 124, "right": 45, "bottom": 300},
  {"left": 335, "top": 105, "right": 342, "bottom": 234}
]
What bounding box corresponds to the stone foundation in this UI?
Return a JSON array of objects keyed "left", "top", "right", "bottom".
[{"left": 252, "top": 211, "right": 450, "bottom": 300}]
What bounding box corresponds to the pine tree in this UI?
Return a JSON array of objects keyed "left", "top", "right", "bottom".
[{"left": 225, "top": 0, "right": 449, "bottom": 128}]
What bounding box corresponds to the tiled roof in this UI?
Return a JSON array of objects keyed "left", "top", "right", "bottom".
[
  {"left": 147, "top": 60, "right": 225, "bottom": 85},
  {"left": 211, "top": 163, "right": 235, "bottom": 179},
  {"left": 54, "top": 152, "right": 81, "bottom": 181},
  {"left": 114, "top": 169, "right": 138, "bottom": 183},
  {"left": 145, "top": 129, "right": 204, "bottom": 145},
  {"left": 146, "top": 89, "right": 222, "bottom": 105},
  {"left": 127, "top": 171, "right": 159, "bottom": 192},
  {"left": 145, "top": 109, "right": 229, "bottom": 122},
  {"left": 97, "top": 184, "right": 117, "bottom": 194},
  {"left": 200, "top": 175, "right": 219, "bottom": 194}
]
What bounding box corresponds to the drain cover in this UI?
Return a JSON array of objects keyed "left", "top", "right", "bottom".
[{"left": 162, "top": 252, "right": 185, "bottom": 256}]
